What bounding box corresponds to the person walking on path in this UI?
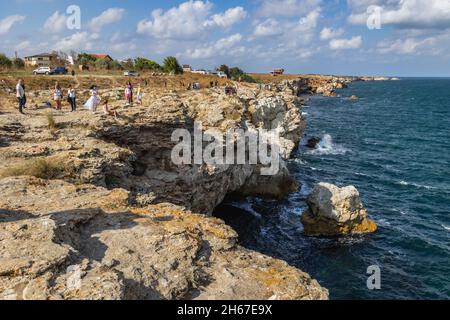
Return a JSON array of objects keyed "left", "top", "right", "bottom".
[
  {"left": 16, "top": 79, "right": 25, "bottom": 114},
  {"left": 54, "top": 82, "right": 62, "bottom": 110},
  {"left": 67, "top": 86, "right": 77, "bottom": 112}
]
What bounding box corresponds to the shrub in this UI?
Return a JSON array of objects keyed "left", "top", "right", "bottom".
[
  {"left": 134, "top": 58, "right": 162, "bottom": 71},
  {"left": 163, "top": 56, "right": 183, "bottom": 75},
  {"left": 12, "top": 57, "right": 25, "bottom": 69},
  {"left": 0, "top": 53, "right": 12, "bottom": 68}
]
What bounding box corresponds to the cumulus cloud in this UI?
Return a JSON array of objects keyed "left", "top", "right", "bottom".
[
  {"left": 329, "top": 36, "right": 362, "bottom": 50},
  {"left": 137, "top": 1, "right": 246, "bottom": 40},
  {"left": 184, "top": 33, "right": 243, "bottom": 59},
  {"left": 320, "top": 27, "right": 344, "bottom": 40},
  {"left": 89, "top": 8, "right": 125, "bottom": 32},
  {"left": 257, "top": 0, "right": 321, "bottom": 17},
  {"left": 204, "top": 7, "right": 247, "bottom": 28},
  {"left": 43, "top": 11, "right": 67, "bottom": 33},
  {"left": 253, "top": 8, "right": 320, "bottom": 42},
  {"left": 348, "top": 0, "right": 450, "bottom": 29},
  {"left": 0, "top": 15, "right": 25, "bottom": 35},
  {"left": 53, "top": 32, "right": 100, "bottom": 51},
  {"left": 253, "top": 19, "right": 283, "bottom": 37},
  {"left": 377, "top": 37, "right": 439, "bottom": 55}
]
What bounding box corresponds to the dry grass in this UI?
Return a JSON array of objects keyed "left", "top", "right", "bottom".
[
  {"left": 46, "top": 112, "right": 58, "bottom": 131},
  {"left": 0, "top": 158, "right": 69, "bottom": 180}
]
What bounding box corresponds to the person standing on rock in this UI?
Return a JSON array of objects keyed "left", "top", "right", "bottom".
[
  {"left": 67, "top": 85, "right": 77, "bottom": 112},
  {"left": 125, "top": 81, "right": 133, "bottom": 106},
  {"left": 54, "top": 82, "right": 62, "bottom": 110},
  {"left": 84, "top": 85, "right": 100, "bottom": 112},
  {"left": 16, "top": 79, "right": 25, "bottom": 114},
  {"left": 136, "top": 83, "right": 143, "bottom": 105}
]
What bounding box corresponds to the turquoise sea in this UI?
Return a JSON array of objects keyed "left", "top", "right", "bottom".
[{"left": 215, "top": 79, "right": 450, "bottom": 299}]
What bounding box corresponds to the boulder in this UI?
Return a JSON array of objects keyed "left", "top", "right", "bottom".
[
  {"left": 301, "top": 183, "right": 377, "bottom": 236},
  {"left": 306, "top": 137, "right": 321, "bottom": 149}
]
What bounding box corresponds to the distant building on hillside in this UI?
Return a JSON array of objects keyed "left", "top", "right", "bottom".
[
  {"left": 24, "top": 53, "right": 57, "bottom": 67},
  {"left": 182, "top": 64, "right": 192, "bottom": 72},
  {"left": 271, "top": 68, "right": 285, "bottom": 76},
  {"left": 88, "top": 54, "right": 114, "bottom": 62},
  {"left": 191, "top": 69, "right": 207, "bottom": 75}
]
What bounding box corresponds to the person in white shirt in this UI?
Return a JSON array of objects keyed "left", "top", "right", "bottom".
[
  {"left": 16, "top": 79, "right": 25, "bottom": 114},
  {"left": 67, "top": 86, "right": 77, "bottom": 112}
]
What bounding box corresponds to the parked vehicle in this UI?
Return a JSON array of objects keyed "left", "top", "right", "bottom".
[
  {"left": 50, "top": 67, "right": 68, "bottom": 75},
  {"left": 124, "top": 70, "right": 140, "bottom": 77},
  {"left": 33, "top": 67, "right": 51, "bottom": 75},
  {"left": 33, "top": 67, "right": 68, "bottom": 75},
  {"left": 217, "top": 71, "right": 228, "bottom": 78}
]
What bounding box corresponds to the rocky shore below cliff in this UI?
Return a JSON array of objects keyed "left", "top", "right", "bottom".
[{"left": 0, "top": 75, "right": 356, "bottom": 300}]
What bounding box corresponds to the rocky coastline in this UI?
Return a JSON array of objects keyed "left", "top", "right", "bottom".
[{"left": 0, "top": 75, "right": 370, "bottom": 300}]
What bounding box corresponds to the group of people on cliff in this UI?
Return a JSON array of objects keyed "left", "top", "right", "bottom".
[{"left": 15, "top": 79, "right": 144, "bottom": 116}]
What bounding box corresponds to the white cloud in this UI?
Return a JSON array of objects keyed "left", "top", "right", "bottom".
[
  {"left": 329, "top": 36, "right": 362, "bottom": 50},
  {"left": 320, "top": 27, "right": 344, "bottom": 40},
  {"left": 253, "top": 8, "right": 320, "bottom": 41},
  {"left": 89, "top": 8, "right": 125, "bottom": 32},
  {"left": 43, "top": 11, "right": 67, "bottom": 34},
  {"left": 348, "top": 0, "right": 450, "bottom": 29},
  {"left": 204, "top": 7, "right": 247, "bottom": 28},
  {"left": 253, "top": 19, "right": 283, "bottom": 37},
  {"left": 184, "top": 33, "right": 243, "bottom": 59},
  {"left": 137, "top": 1, "right": 247, "bottom": 39},
  {"left": 257, "top": 0, "right": 321, "bottom": 17},
  {"left": 53, "top": 32, "right": 100, "bottom": 52},
  {"left": 377, "top": 37, "right": 438, "bottom": 55},
  {"left": 0, "top": 15, "right": 25, "bottom": 35},
  {"left": 15, "top": 40, "right": 31, "bottom": 51}
]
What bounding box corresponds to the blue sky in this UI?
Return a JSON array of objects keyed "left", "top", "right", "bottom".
[{"left": 1, "top": 0, "right": 450, "bottom": 76}]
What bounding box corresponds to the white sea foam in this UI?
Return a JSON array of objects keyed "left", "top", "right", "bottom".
[
  {"left": 397, "top": 181, "right": 436, "bottom": 190},
  {"left": 441, "top": 224, "right": 450, "bottom": 232},
  {"left": 307, "top": 134, "right": 349, "bottom": 155}
]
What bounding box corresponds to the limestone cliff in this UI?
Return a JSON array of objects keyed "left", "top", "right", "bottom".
[{"left": 0, "top": 79, "right": 333, "bottom": 300}]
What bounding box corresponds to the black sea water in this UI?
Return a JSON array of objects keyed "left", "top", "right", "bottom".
[{"left": 214, "top": 78, "right": 450, "bottom": 300}]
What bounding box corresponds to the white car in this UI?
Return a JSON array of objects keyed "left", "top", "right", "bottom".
[
  {"left": 217, "top": 71, "right": 228, "bottom": 78},
  {"left": 124, "top": 70, "right": 140, "bottom": 77},
  {"left": 33, "top": 67, "right": 51, "bottom": 75}
]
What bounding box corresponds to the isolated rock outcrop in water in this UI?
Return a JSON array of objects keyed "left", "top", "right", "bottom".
[{"left": 301, "top": 183, "right": 378, "bottom": 236}]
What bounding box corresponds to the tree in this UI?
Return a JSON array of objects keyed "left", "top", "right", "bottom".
[
  {"left": 217, "top": 64, "right": 230, "bottom": 78},
  {"left": 229, "top": 67, "right": 244, "bottom": 80},
  {"left": 163, "top": 56, "right": 183, "bottom": 74},
  {"left": 77, "top": 53, "right": 97, "bottom": 66},
  {"left": 0, "top": 54, "right": 12, "bottom": 68},
  {"left": 134, "top": 57, "right": 162, "bottom": 71},
  {"left": 12, "top": 57, "right": 25, "bottom": 69},
  {"left": 121, "top": 59, "right": 134, "bottom": 70},
  {"left": 109, "top": 60, "right": 123, "bottom": 70},
  {"left": 95, "top": 59, "right": 109, "bottom": 70}
]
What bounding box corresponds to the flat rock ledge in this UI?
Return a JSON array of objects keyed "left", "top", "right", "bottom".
[
  {"left": 301, "top": 183, "right": 378, "bottom": 237},
  {"left": 0, "top": 177, "right": 328, "bottom": 300}
]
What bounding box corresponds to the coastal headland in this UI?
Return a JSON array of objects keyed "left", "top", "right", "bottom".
[{"left": 0, "top": 72, "right": 381, "bottom": 300}]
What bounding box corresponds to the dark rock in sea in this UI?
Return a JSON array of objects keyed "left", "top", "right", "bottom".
[{"left": 307, "top": 137, "right": 321, "bottom": 149}]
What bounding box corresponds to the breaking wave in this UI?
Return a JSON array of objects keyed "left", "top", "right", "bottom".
[{"left": 307, "top": 134, "right": 349, "bottom": 155}]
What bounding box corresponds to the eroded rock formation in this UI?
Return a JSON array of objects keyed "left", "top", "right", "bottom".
[{"left": 301, "top": 183, "right": 378, "bottom": 236}]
